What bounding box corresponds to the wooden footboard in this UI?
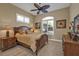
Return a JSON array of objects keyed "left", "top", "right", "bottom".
[
  {"left": 16, "top": 34, "right": 48, "bottom": 56},
  {"left": 35, "top": 34, "right": 48, "bottom": 55}
]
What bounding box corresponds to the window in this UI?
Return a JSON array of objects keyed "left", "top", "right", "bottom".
[
  {"left": 17, "top": 14, "right": 24, "bottom": 22},
  {"left": 16, "top": 14, "right": 30, "bottom": 23},
  {"left": 24, "top": 17, "right": 30, "bottom": 23}
]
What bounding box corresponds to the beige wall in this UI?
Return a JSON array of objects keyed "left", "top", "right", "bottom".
[
  {"left": 70, "top": 3, "right": 79, "bottom": 21},
  {"left": 0, "top": 3, "right": 35, "bottom": 27},
  {"left": 35, "top": 7, "right": 70, "bottom": 40}
]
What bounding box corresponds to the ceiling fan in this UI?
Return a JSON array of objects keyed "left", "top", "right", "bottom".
[{"left": 30, "top": 3, "right": 50, "bottom": 14}]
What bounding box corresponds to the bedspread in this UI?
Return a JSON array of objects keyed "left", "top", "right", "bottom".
[{"left": 15, "top": 32, "right": 44, "bottom": 52}]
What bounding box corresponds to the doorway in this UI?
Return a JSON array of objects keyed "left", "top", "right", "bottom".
[{"left": 41, "top": 17, "right": 54, "bottom": 39}]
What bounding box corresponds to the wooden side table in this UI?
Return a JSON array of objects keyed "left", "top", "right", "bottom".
[{"left": 0, "top": 37, "right": 17, "bottom": 51}]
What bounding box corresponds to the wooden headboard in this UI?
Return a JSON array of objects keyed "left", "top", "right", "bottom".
[{"left": 13, "top": 26, "right": 31, "bottom": 35}]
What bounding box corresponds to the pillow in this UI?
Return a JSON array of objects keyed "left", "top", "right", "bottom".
[
  {"left": 18, "top": 29, "right": 26, "bottom": 34},
  {"left": 34, "top": 29, "right": 40, "bottom": 33},
  {"left": 27, "top": 30, "right": 32, "bottom": 34}
]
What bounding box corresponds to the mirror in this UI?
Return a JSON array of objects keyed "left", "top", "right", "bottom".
[{"left": 74, "top": 14, "right": 79, "bottom": 34}]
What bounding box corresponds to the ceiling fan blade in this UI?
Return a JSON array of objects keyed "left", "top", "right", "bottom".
[
  {"left": 41, "top": 9, "right": 48, "bottom": 13},
  {"left": 41, "top": 5, "right": 50, "bottom": 10},
  {"left": 37, "top": 10, "right": 40, "bottom": 14},
  {"left": 34, "top": 3, "right": 40, "bottom": 9},
  {"left": 30, "top": 9, "right": 38, "bottom": 11}
]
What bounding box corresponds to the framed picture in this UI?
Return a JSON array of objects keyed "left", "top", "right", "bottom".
[
  {"left": 56, "top": 19, "right": 66, "bottom": 28},
  {"left": 34, "top": 22, "right": 41, "bottom": 29}
]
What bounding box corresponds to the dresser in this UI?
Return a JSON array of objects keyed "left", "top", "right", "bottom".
[
  {"left": 63, "top": 34, "right": 79, "bottom": 56},
  {"left": 0, "top": 37, "right": 16, "bottom": 51}
]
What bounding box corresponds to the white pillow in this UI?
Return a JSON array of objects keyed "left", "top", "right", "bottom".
[{"left": 27, "top": 30, "right": 32, "bottom": 34}]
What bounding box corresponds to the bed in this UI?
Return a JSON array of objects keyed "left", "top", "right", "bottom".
[{"left": 14, "top": 26, "right": 48, "bottom": 55}]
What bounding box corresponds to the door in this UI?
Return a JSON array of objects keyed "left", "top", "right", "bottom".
[
  {"left": 42, "top": 20, "right": 54, "bottom": 39},
  {"left": 47, "top": 20, "right": 54, "bottom": 35}
]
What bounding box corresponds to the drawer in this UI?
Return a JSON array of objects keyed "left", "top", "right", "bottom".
[{"left": 1, "top": 37, "right": 16, "bottom": 51}]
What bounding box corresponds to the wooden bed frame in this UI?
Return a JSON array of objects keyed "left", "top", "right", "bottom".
[
  {"left": 17, "top": 34, "right": 48, "bottom": 55},
  {"left": 35, "top": 34, "right": 48, "bottom": 55},
  {"left": 14, "top": 26, "right": 48, "bottom": 55}
]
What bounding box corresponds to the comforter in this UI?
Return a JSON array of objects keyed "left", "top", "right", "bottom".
[{"left": 15, "top": 32, "right": 44, "bottom": 52}]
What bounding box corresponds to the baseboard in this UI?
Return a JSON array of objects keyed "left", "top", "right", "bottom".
[{"left": 49, "top": 39, "right": 62, "bottom": 42}]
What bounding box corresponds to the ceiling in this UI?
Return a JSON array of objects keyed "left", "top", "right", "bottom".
[{"left": 12, "top": 3, "right": 70, "bottom": 15}]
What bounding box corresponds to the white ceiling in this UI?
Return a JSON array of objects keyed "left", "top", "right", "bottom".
[{"left": 12, "top": 3, "right": 70, "bottom": 15}]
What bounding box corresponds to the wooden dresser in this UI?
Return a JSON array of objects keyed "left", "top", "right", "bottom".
[
  {"left": 63, "top": 34, "right": 79, "bottom": 56},
  {"left": 0, "top": 37, "right": 16, "bottom": 51}
]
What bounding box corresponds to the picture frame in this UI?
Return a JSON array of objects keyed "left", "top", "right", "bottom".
[
  {"left": 56, "top": 19, "right": 66, "bottom": 28},
  {"left": 34, "top": 22, "right": 41, "bottom": 29}
]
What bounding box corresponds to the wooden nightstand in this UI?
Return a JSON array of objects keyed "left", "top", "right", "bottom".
[{"left": 0, "top": 37, "right": 17, "bottom": 51}]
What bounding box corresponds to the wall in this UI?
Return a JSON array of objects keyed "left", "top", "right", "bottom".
[
  {"left": 0, "top": 3, "right": 35, "bottom": 27},
  {"left": 0, "top": 3, "right": 73, "bottom": 40},
  {"left": 35, "top": 7, "right": 70, "bottom": 40},
  {"left": 70, "top": 3, "right": 79, "bottom": 21}
]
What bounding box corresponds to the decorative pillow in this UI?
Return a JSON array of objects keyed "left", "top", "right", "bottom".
[
  {"left": 18, "top": 29, "right": 27, "bottom": 34},
  {"left": 34, "top": 29, "right": 40, "bottom": 33},
  {"left": 27, "top": 30, "right": 32, "bottom": 34}
]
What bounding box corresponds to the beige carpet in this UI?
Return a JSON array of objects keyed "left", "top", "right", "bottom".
[{"left": 0, "top": 40, "right": 63, "bottom": 56}]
